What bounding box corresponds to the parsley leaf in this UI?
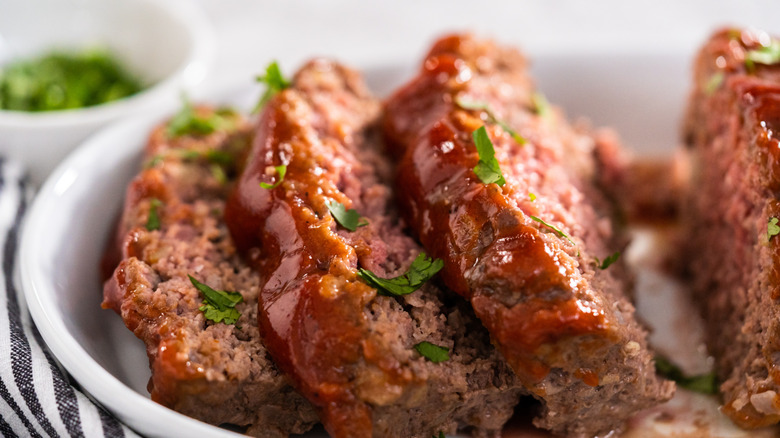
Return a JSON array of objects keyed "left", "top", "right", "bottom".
[
  {"left": 532, "top": 92, "right": 550, "bottom": 117},
  {"left": 326, "top": 199, "right": 368, "bottom": 231},
  {"left": 254, "top": 61, "right": 291, "bottom": 112},
  {"left": 704, "top": 72, "right": 724, "bottom": 96},
  {"left": 455, "top": 96, "right": 526, "bottom": 144},
  {"left": 655, "top": 355, "right": 718, "bottom": 395},
  {"left": 145, "top": 198, "right": 162, "bottom": 231},
  {"left": 595, "top": 251, "right": 621, "bottom": 270},
  {"left": 259, "top": 165, "right": 287, "bottom": 189},
  {"left": 433, "top": 433, "right": 446, "bottom": 438},
  {"left": 529, "top": 215, "right": 575, "bottom": 246},
  {"left": 769, "top": 217, "right": 780, "bottom": 242},
  {"left": 415, "top": 341, "right": 450, "bottom": 363},
  {"left": 472, "top": 126, "right": 506, "bottom": 186},
  {"left": 189, "top": 275, "right": 243, "bottom": 325},
  {"left": 529, "top": 193, "right": 537, "bottom": 202},
  {"left": 746, "top": 39, "right": 780, "bottom": 72},
  {"left": 358, "top": 252, "right": 444, "bottom": 296},
  {"left": 210, "top": 164, "right": 227, "bottom": 185},
  {"left": 166, "top": 97, "right": 237, "bottom": 138}
]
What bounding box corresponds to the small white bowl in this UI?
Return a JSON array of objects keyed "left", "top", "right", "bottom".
[{"left": 0, "top": 0, "right": 215, "bottom": 185}]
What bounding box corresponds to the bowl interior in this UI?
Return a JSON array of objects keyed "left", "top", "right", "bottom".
[{"left": 0, "top": 0, "right": 192, "bottom": 86}]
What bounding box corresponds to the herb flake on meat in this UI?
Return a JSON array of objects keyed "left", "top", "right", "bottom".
[
  {"left": 704, "top": 72, "right": 724, "bottom": 96},
  {"left": 529, "top": 193, "right": 537, "bottom": 202},
  {"left": 326, "top": 199, "right": 368, "bottom": 231},
  {"left": 595, "top": 251, "right": 621, "bottom": 270},
  {"left": 472, "top": 126, "right": 507, "bottom": 186},
  {"left": 532, "top": 92, "right": 550, "bottom": 117},
  {"left": 166, "top": 97, "right": 237, "bottom": 138},
  {"left": 768, "top": 217, "right": 780, "bottom": 242},
  {"left": 259, "top": 165, "right": 287, "bottom": 189},
  {"left": 189, "top": 275, "right": 243, "bottom": 325},
  {"left": 414, "top": 341, "right": 450, "bottom": 363},
  {"left": 145, "top": 198, "right": 162, "bottom": 231},
  {"left": 654, "top": 356, "right": 718, "bottom": 395},
  {"left": 254, "top": 61, "right": 291, "bottom": 112},
  {"left": 529, "top": 215, "right": 575, "bottom": 246},
  {"left": 456, "top": 96, "right": 526, "bottom": 144},
  {"left": 746, "top": 39, "right": 780, "bottom": 72},
  {"left": 358, "top": 252, "right": 444, "bottom": 296}
]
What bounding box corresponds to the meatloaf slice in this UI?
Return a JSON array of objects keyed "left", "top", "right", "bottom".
[
  {"left": 383, "top": 34, "right": 674, "bottom": 437},
  {"left": 681, "top": 28, "right": 780, "bottom": 429},
  {"left": 225, "top": 59, "right": 524, "bottom": 437},
  {"left": 102, "top": 106, "right": 318, "bottom": 437}
]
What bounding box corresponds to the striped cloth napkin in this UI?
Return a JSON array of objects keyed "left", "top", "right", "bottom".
[{"left": 0, "top": 158, "right": 137, "bottom": 437}]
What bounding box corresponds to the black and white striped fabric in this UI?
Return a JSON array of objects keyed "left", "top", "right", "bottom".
[{"left": 0, "top": 158, "right": 137, "bottom": 437}]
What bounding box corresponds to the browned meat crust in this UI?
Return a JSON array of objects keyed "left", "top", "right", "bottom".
[
  {"left": 383, "top": 34, "right": 674, "bottom": 437},
  {"left": 225, "top": 60, "right": 524, "bottom": 437},
  {"left": 682, "top": 28, "right": 780, "bottom": 429},
  {"left": 101, "top": 107, "right": 318, "bottom": 437}
]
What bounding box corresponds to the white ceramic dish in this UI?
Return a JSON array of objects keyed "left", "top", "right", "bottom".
[
  {"left": 19, "top": 57, "right": 780, "bottom": 437},
  {"left": 0, "top": 0, "right": 215, "bottom": 185}
]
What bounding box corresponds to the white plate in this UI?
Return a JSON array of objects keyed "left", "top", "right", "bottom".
[{"left": 18, "top": 57, "right": 778, "bottom": 437}]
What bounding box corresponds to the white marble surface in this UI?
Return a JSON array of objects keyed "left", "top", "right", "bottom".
[{"left": 194, "top": 0, "right": 780, "bottom": 84}]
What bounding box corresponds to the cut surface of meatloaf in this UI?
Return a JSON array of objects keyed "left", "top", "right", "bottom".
[
  {"left": 383, "top": 34, "right": 674, "bottom": 437},
  {"left": 101, "top": 106, "right": 318, "bottom": 437},
  {"left": 225, "top": 59, "right": 524, "bottom": 437},
  {"left": 681, "top": 28, "right": 780, "bottom": 429}
]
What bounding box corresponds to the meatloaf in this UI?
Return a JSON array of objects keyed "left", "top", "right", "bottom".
[
  {"left": 681, "top": 28, "right": 780, "bottom": 429},
  {"left": 225, "top": 59, "right": 524, "bottom": 437},
  {"left": 383, "top": 34, "right": 674, "bottom": 437},
  {"left": 102, "top": 106, "right": 318, "bottom": 436}
]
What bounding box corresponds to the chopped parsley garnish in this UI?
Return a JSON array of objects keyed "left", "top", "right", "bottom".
[
  {"left": 0, "top": 49, "right": 142, "bottom": 112},
  {"left": 472, "top": 126, "right": 506, "bottom": 186},
  {"left": 704, "top": 72, "right": 724, "bottom": 96},
  {"left": 433, "top": 433, "right": 446, "bottom": 438},
  {"left": 455, "top": 96, "right": 526, "bottom": 144},
  {"left": 532, "top": 92, "right": 550, "bottom": 117},
  {"left": 189, "top": 275, "right": 243, "bottom": 325},
  {"left": 204, "top": 149, "right": 234, "bottom": 166},
  {"left": 414, "top": 341, "right": 450, "bottom": 363},
  {"left": 595, "top": 251, "right": 621, "bottom": 270},
  {"left": 259, "top": 165, "right": 287, "bottom": 189},
  {"left": 145, "top": 148, "right": 234, "bottom": 170},
  {"left": 529, "top": 215, "right": 575, "bottom": 246},
  {"left": 166, "top": 97, "right": 237, "bottom": 138},
  {"left": 145, "top": 198, "right": 162, "bottom": 231},
  {"left": 529, "top": 193, "right": 537, "bottom": 202},
  {"left": 210, "top": 164, "right": 227, "bottom": 185},
  {"left": 769, "top": 217, "right": 780, "bottom": 242},
  {"left": 655, "top": 355, "right": 718, "bottom": 395},
  {"left": 326, "top": 199, "right": 368, "bottom": 231},
  {"left": 358, "top": 252, "right": 444, "bottom": 296},
  {"left": 254, "top": 61, "right": 291, "bottom": 112},
  {"left": 746, "top": 39, "right": 780, "bottom": 72}
]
